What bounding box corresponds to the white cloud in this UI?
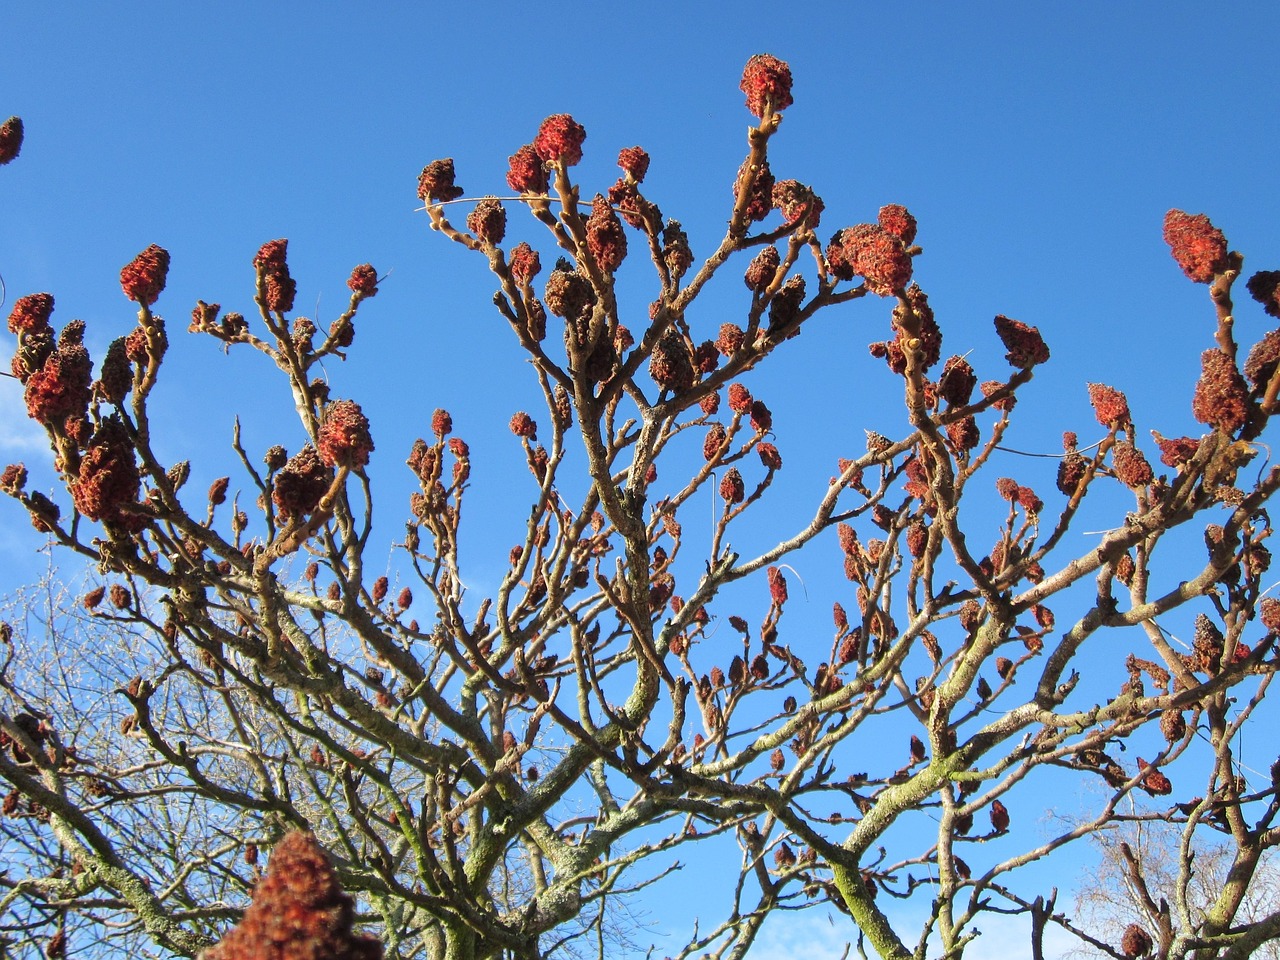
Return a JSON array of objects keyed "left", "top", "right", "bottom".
[
  {"left": 746, "top": 907, "right": 1087, "bottom": 960},
  {"left": 0, "top": 376, "right": 47, "bottom": 454},
  {"left": 749, "top": 911, "right": 855, "bottom": 960},
  {"left": 958, "top": 912, "right": 1084, "bottom": 960}
]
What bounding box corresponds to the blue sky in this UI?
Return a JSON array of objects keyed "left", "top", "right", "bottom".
[
  {"left": 3, "top": 3, "right": 1276, "bottom": 492},
  {"left": 3, "top": 3, "right": 1279, "bottom": 957}
]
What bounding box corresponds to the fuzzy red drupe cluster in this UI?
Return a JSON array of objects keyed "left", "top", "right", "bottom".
[{"left": 203, "top": 832, "right": 382, "bottom": 960}]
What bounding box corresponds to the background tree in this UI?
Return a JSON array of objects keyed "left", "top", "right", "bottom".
[
  {"left": 2, "top": 52, "right": 1280, "bottom": 960},
  {"left": 1069, "top": 819, "right": 1280, "bottom": 960}
]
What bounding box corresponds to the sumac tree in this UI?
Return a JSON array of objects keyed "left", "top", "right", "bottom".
[{"left": 3, "top": 54, "right": 1280, "bottom": 960}]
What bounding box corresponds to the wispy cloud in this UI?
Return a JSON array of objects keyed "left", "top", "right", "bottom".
[
  {"left": 746, "top": 907, "right": 1085, "bottom": 960},
  {"left": 747, "top": 911, "right": 855, "bottom": 960},
  {"left": 0, "top": 377, "right": 48, "bottom": 455}
]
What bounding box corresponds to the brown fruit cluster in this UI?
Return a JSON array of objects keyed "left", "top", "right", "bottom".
[{"left": 202, "top": 831, "right": 382, "bottom": 960}]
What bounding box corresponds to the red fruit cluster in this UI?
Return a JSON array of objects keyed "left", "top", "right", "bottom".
[
  {"left": 1017, "top": 485, "right": 1043, "bottom": 514},
  {"left": 756, "top": 442, "right": 782, "bottom": 470},
  {"left": 767, "top": 566, "right": 788, "bottom": 603},
  {"left": 662, "top": 221, "right": 692, "bottom": 279},
  {"left": 995, "top": 477, "right": 1019, "bottom": 501},
  {"left": 23, "top": 491, "right": 58, "bottom": 532},
  {"left": 703, "top": 423, "right": 727, "bottom": 462},
  {"left": 1160, "top": 708, "right": 1186, "bottom": 742},
  {"left": 9, "top": 321, "right": 51, "bottom": 381},
  {"left": 96, "top": 338, "right": 132, "bottom": 406},
  {"left": 693, "top": 340, "right": 718, "bottom": 375},
  {"left": 509, "top": 412, "right": 537, "bottom": 439},
  {"left": 263, "top": 268, "right": 297, "bottom": 314},
  {"left": 740, "top": 54, "right": 794, "bottom": 118},
  {"left": 417, "top": 158, "right": 463, "bottom": 203},
  {"left": 431, "top": 408, "right": 452, "bottom": 439},
  {"left": 1261, "top": 597, "right": 1280, "bottom": 631},
  {"left": 1192, "top": 614, "right": 1225, "bottom": 673},
  {"left": 467, "top": 197, "right": 506, "bottom": 245},
  {"left": 1111, "top": 442, "right": 1153, "bottom": 489},
  {"left": 837, "top": 458, "right": 863, "bottom": 489},
  {"left": 1163, "top": 209, "right": 1228, "bottom": 283},
  {"left": 70, "top": 417, "right": 140, "bottom": 525},
  {"left": 938, "top": 356, "right": 976, "bottom": 407},
  {"left": 1120, "top": 923, "right": 1153, "bottom": 958},
  {"left": 750, "top": 400, "right": 772, "bottom": 432},
  {"left": 203, "top": 831, "right": 382, "bottom": 960},
  {"left": 877, "top": 204, "right": 917, "bottom": 246},
  {"left": 505, "top": 144, "right": 548, "bottom": 194},
  {"left": 533, "top": 114, "right": 586, "bottom": 167},
  {"left": 768, "top": 275, "right": 804, "bottom": 330},
  {"left": 946, "top": 416, "right": 979, "bottom": 451},
  {"left": 906, "top": 520, "right": 928, "bottom": 558},
  {"left": 586, "top": 194, "right": 626, "bottom": 272},
  {"left": 508, "top": 243, "right": 541, "bottom": 285},
  {"left": 1247, "top": 270, "right": 1280, "bottom": 319},
  {"left": 254, "top": 239, "right": 296, "bottom": 313},
  {"left": 0, "top": 116, "right": 22, "bottom": 164},
  {"left": 981, "top": 380, "right": 1016, "bottom": 412},
  {"left": 720, "top": 468, "right": 745, "bottom": 503},
  {"left": 318, "top": 400, "right": 374, "bottom": 469},
  {"left": 190, "top": 300, "right": 222, "bottom": 334},
  {"left": 649, "top": 333, "right": 695, "bottom": 392},
  {"left": 407, "top": 441, "right": 440, "bottom": 489},
  {"left": 272, "top": 446, "right": 331, "bottom": 520},
  {"left": 1154, "top": 433, "right": 1199, "bottom": 468},
  {"left": 607, "top": 177, "right": 655, "bottom": 230},
  {"left": 901, "top": 285, "right": 938, "bottom": 351},
  {"left": 347, "top": 264, "right": 378, "bottom": 298},
  {"left": 120, "top": 244, "right": 171, "bottom": 306},
  {"left": 291, "top": 317, "right": 316, "bottom": 351},
  {"left": 1111, "top": 552, "right": 1131, "bottom": 591},
  {"left": 771, "top": 180, "right": 823, "bottom": 228},
  {"left": 716, "top": 323, "right": 746, "bottom": 357},
  {"left": 1138, "top": 761, "right": 1172, "bottom": 796},
  {"left": 827, "top": 224, "right": 912, "bottom": 296},
  {"left": 264, "top": 445, "right": 288, "bottom": 472},
  {"left": 989, "top": 799, "right": 1010, "bottom": 832},
  {"left": 734, "top": 157, "right": 775, "bottom": 223},
  {"left": 528, "top": 445, "right": 550, "bottom": 482},
  {"left": 0, "top": 463, "right": 26, "bottom": 496},
  {"left": 1191, "top": 348, "right": 1249, "bottom": 433},
  {"left": 543, "top": 264, "right": 595, "bottom": 322},
  {"left": 25, "top": 323, "right": 92, "bottom": 427},
  {"left": 872, "top": 285, "right": 942, "bottom": 377},
  {"left": 1245, "top": 329, "right": 1280, "bottom": 388},
  {"left": 7, "top": 292, "right": 53, "bottom": 334},
  {"left": 1087, "top": 383, "right": 1130, "bottom": 428},
  {"left": 552, "top": 385, "right": 572, "bottom": 428},
  {"left": 993, "top": 315, "right": 1050, "bottom": 368},
  {"left": 744, "top": 247, "right": 780, "bottom": 294},
  {"left": 254, "top": 240, "right": 287, "bottom": 269},
  {"left": 617, "top": 146, "right": 650, "bottom": 182}
]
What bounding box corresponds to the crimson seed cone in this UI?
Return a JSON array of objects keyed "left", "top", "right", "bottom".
[{"left": 203, "top": 831, "right": 382, "bottom": 960}]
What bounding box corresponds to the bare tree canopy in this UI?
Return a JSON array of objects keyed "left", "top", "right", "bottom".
[{"left": 4, "top": 54, "right": 1280, "bottom": 960}]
